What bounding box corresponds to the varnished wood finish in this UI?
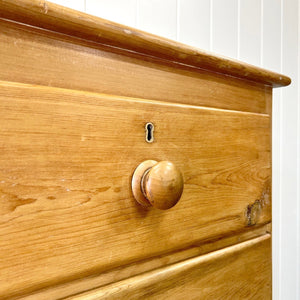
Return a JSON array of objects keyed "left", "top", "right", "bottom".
[
  {"left": 0, "top": 2, "right": 291, "bottom": 298},
  {"left": 67, "top": 235, "right": 271, "bottom": 300},
  {"left": 142, "top": 161, "right": 184, "bottom": 210},
  {"left": 132, "top": 160, "right": 157, "bottom": 208},
  {"left": 0, "top": 81, "right": 271, "bottom": 298},
  {"left": 0, "top": 0, "right": 290, "bottom": 87},
  {"left": 20, "top": 225, "right": 271, "bottom": 300},
  {"left": 133, "top": 160, "right": 184, "bottom": 210},
  {"left": 0, "top": 18, "right": 273, "bottom": 114}
]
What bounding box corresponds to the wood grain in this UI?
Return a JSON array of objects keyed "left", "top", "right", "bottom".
[
  {"left": 139, "top": 160, "right": 184, "bottom": 210},
  {"left": 67, "top": 235, "right": 271, "bottom": 300},
  {"left": 0, "top": 0, "right": 290, "bottom": 87},
  {"left": 0, "top": 18, "right": 272, "bottom": 114},
  {"left": 20, "top": 224, "right": 271, "bottom": 300},
  {"left": 0, "top": 81, "right": 271, "bottom": 298}
]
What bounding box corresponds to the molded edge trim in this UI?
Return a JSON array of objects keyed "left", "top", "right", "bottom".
[
  {"left": 0, "top": 0, "right": 291, "bottom": 87},
  {"left": 66, "top": 234, "right": 271, "bottom": 299}
]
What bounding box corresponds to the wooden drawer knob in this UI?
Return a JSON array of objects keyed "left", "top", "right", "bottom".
[{"left": 132, "top": 160, "right": 184, "bottom": 210}]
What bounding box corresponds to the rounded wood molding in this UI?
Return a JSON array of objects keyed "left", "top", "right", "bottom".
[
  {"left": 132, "top": 160, "right": 184, "bottom": 210},
  {"left": 0, "top": 1, "right": 291, "bottom": 88}
]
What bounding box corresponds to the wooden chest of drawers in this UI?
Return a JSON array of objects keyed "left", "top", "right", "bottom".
[{"left": 0, "top": 1, "right": 290, "bottom": 299}]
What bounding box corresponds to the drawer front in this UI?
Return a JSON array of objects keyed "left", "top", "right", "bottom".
[
  {"left": 0, "top": 18, "right": 270, "bottom": 114},
  {"left": 0, "top": 81, "right": 271, "bottom": 298},
  {"left": 67, "top": 235, "right": 271, "bottom": 300}
]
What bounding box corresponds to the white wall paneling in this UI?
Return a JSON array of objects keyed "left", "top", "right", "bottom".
[
  {"left": 85, "top": 0, "right": 137, "bottom": 27},
  {"left": 211, "top": 0, "right": 238, "bottom": 58},
  {"left": 262, "top": 0, "right": 281, "bottom": 71},
  {"left": 177, "top": 0, "right": 210, "bottom": 49},
  {"left": 44, "top": 1, "right": 300, "bottom": 299},
  {"left": 49, "top": 0, "right": 85, "bottom": 12},
  {"left": 298, "top": 4, "right": 300, "bottom": 298},
  {"left": 262, "top": 1, "right": 282, "bottom": 299},
  {"left": 239, "top": 0, "right": 261, "bottom": 65},
  {"left": 137, "top": 0, "right": 177, "bottom": 40},
  {"left": 280, "top": 0, "right": 299, "bottom": 299},
  {"left": 272, "top": 88, "right": 283, "bottom": 300}
]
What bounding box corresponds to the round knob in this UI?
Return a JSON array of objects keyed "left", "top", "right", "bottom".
[{"left": 132, "top": 160, "right": 184, "bottom": 210}]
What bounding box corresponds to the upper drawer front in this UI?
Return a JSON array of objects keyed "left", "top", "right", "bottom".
[
  {"left": 0, "top": 82, "right": 270, "bottom": 298},
  {"left": 0, "top": 18, "right": 271, "bottom": 114}
]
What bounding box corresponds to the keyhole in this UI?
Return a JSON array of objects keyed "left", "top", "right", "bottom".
[{"left": 145, "top": 122, "right": 154, "bottom": 143}]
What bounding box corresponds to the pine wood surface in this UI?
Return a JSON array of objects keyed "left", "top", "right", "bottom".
[
  {"left": 0, "top": 81, "right": 271, "bottom": 298},
  {"left": 0, "top": 2, "right": 287, "bottom": 297},
  {"left": 67, "top": 234, "right": 271, "bottom": 300},
  {"left": 0, "top": 18, "right": 272, "bottom": 114},
  {"left": 20, "top": 224, "right": 271, "bottom": 300},
  {"left": 0, "top": 0, "right": 290, "bottom": 87},
  {"left": 133, "top": 160, "right": 184, "bottom": 210}
]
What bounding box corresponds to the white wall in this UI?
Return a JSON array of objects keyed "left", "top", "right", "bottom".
[{"left": 50, "top": 0, "right": 300, "bottom": 298}]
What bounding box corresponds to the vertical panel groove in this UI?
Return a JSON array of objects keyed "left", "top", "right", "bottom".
[
  {"left": 281, "top": 0, "right": 298, "bottom": 298},
  {"left": 211, "top": 0, "right": 239, "bottom": 58},
  {"left": 138, "top": 0, "right": 177, "bottom": 40},
  {"left": 266, "top": 0, "right": 283, "bottom": 296},
  {"left": 239, "top": 0, "right": 261, "bottom": 65},
  {"left": 177, "top": 0, "right": 210, "bottom": 48}
]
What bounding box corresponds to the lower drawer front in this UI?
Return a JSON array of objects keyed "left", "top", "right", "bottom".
[
  {"left": 68, "top": 235, "right": 271, "bottom": 300},
  {"left": 0, "top": 81, "right": 270, "bottom": 298}
]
